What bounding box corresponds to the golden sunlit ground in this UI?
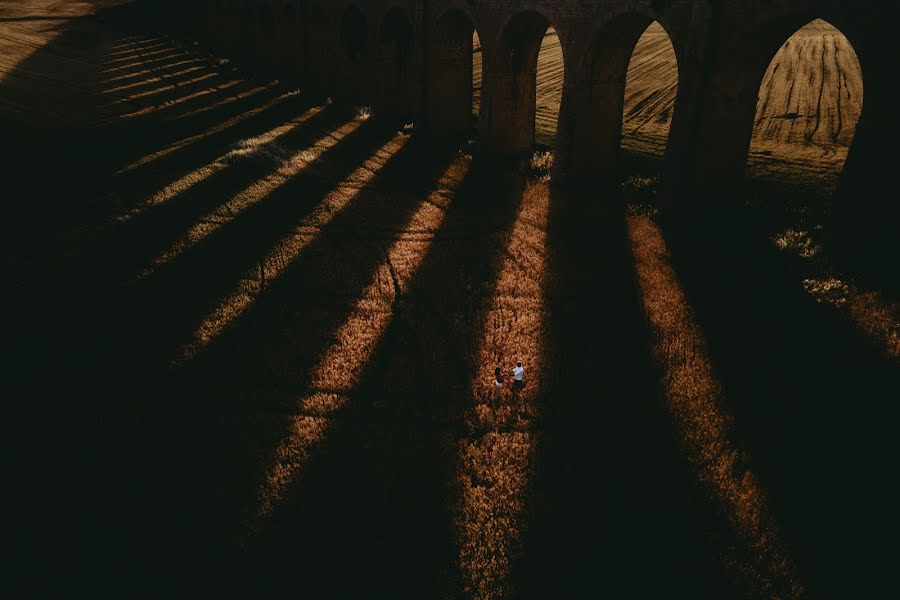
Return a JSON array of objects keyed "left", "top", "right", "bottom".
[{"left": 4, "top": 2, "right": 898, "bottom": 599}]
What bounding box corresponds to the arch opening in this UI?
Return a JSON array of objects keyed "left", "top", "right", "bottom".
[
  {"left": 487, "top": 11, "right": 563, "bottom": 161},
  {"left": 428, "top": 10, "right": 480, "bottom": 140},
  {"left": 570, "top": 15, "right": 678, "bottom": 186},
  {"left": 340, "top": 5, "right": 368, "bottom": 66},
  {"left": 747, "top": 19, "right": 863, "bottom": 190},
  {"left": 534, "top": 27, "right": 564, "bottom": 150},
  {"left": 622, "top": 22, "right": 679, "bottom": 160}
]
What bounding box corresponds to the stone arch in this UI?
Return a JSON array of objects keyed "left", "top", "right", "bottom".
[
  {"left": 307, "top": 3, "right": 332, "bottom": 97},
  {"left": 676, "top": 13, "right": 866, "bottom": 208},
  {"left": 566, "top": 12, "right": 679, "bottom": 183},
  {"left": 340, "top": 4, "right": 368, "bottom": 67},
  {"left": 338, "top": 4, "right": 371, "bottom": 104},
  {"left": 276, "top": 1, "right": 304, "bottom": 85},
  {"left": 427, "top": 8, "right": 480, "bottom": 139},
  {"left": 483, "top": 9, "right": 564, "bottom": 159},
  {"left": 260, "top": 2, "right": 276, "bottom": 36},
  {"left": 375, "top": 6, "right": 416, "bottom": 120},
  {"left": 207, "top": 0, "right": 234, "bottom": 53}
]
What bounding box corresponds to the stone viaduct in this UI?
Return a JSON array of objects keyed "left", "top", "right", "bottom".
[{"left": 145, "top": 0, "right": 898, "bottom": 247}]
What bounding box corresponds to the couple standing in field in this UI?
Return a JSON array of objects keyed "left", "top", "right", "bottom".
[{"left": 492, "top": 361, "right": 526, "bottom": 413}]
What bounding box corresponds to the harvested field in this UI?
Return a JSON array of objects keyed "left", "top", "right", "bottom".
[
  {"left": 5, "top": 3, "right": 896, "bottom": 600},
  {"left": 472, "top": 21, "right": 863, "bottom": 184},
  {"left": 534, "top": 30, "right": 564, "bottom": 147},
  {"left": 748, "top": 19, "right": 863, "bottom": 185}
]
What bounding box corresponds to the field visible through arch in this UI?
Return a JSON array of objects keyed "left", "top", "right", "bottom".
[
  {"left": 471, "top": 21, "right": 864, "bottom": 183},
  {"left": 748, "top": 19, "right": 863, "bottom": 185}
]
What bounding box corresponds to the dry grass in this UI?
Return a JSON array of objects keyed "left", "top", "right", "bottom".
[
  {"left": 175, "top": 128, "right": 409, "bottom": 365},
  {"left": 455, "top": 184, "right": 550, "bottom": 599},
  {"left": 628, "top": 215, "right": 805, "bottom": 599},
  {"left": 4, "top": 5, "right": 895, "bottom": 600},
  {"left": 772, "top": 227, "right": 900, "bottom": 359}
]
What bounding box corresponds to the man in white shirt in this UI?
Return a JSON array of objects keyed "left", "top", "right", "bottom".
[
  {"left": 512, "top": 362, "right": 525, "bottom": 391},
  {"left": 511, "top": 362, "right": 526, "bottom": 414}
]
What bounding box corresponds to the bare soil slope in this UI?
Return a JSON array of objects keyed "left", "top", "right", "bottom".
[{"left": 748, "top": 19, "right": 863, "bottom": 184}]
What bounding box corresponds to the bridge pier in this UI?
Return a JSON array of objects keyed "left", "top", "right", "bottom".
[
  {"left": 306, "top": 4, "right": 334, "bottom": 99},
  {"left": 335, "top": 5, "right": 374, "bottom": 108},
  {"left": 480, "top": 11, "right": 551, "bottom": 159},
  {"left": 374, "top": 7, "right": 418, "bottom": 123},
  {"left": 564, "top": 13, "right": 657, "bottom": 185},
  {"left": 424, "top": 10, "right": 476, "bottom": 141}
]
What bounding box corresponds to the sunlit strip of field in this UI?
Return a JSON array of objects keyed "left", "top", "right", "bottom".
[
  {"left": 102, "top": 64, "right": 208, "bottom": 94},
  {"left": 101, "top": 58, "right": 204, "bottom": 84},
  {"left": 119, "top": 79, "right": 245, "bottom": 119},
  {"left": 173, "top": 132, "right": 410, "bottom": 366},
  {"left": 103, "top": 46, "right": 181, "bottom": 67},
  {"left": 627, "top": 215, "right": 804, "bottom": 598},
  {"left": 117, "top": 87, "right": 290, "bottom": 174},
  {"left": 108, "top": 36, "right": 156, "bottom": 49},
  {"left": 170, "top": 82, "right": 274, "bottom": 122},
  {"left": 456, "top": 185, "right": 550, "bottom": 599},
  {"left": 99, "top": 49, "right": 187, "bottom": 74},
  {"left": 249, "top": 159, "right": 470, "bottom": 531},
  {"left": 105, "top": 41, "right": 168, "bottom": 58},
  {"left": 103, "top": 71, "right": 222, "bottom": 106},
  {"left": 120, "top": 103, "right": 320, "bottom": 220},
  {"left": 141, "top": 114, "right": 359, "bottom": 277}
]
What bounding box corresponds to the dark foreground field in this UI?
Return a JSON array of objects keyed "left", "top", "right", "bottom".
[{"left": 4, "top": 2, "right": 898, "bottom": 599}]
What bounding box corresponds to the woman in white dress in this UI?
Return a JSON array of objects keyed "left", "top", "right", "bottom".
[{"left": 492, "top": 367, "right": 504, "bottom": 412}]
